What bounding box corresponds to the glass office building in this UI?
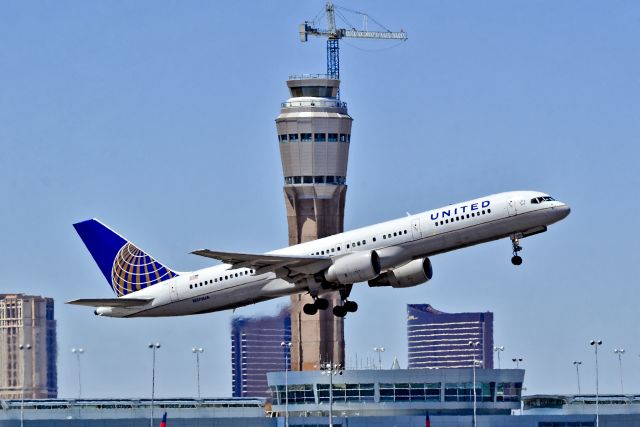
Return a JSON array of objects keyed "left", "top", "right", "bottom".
[
  {"left": 407, "top": 304, "right": 494, "bottom": 369},
  {"left": 0, "top": 294, "right": 57, "bottom": 399},
  {"left": 231, "top": 307, "right": 291, "bottom": 398}
]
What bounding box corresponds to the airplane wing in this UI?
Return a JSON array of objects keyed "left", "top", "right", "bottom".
[
  {"left": 191, "top": 249, "right": 332, "bottom": 276},
  {"left": 66, "top": 298, "right": 153, "bottom": 308}
]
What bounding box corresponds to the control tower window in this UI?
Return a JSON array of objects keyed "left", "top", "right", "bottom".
[
  {"left": 303, "top": 176, "right": 313, "bottom": 184},
  {"left": 339, "top": 134, "right": 347, "bottom": 142},
  {"left": 301, "top": 133, "right": 312, "bottom": 142},
  {"left": 314, "top": 176, "right": 325, "bottom": 183},
  {"left": 347, "top": 134, "right": 351, "bottom": 143},
  {"left": 293, "top": 177, "right": 301, "bottom": 184},
  {"left": 289, "top": 134, "right": 299, "bottom": 142},
  {"left": 328, "top": 133, "right": 338, "bottom": 142},
  {"left": 326, "top": 176, "right": 335, "bottom": 184},
  {"left": 279, "top": 134, "right": 288, "bottom": 143},
  {"left": 314, "top": 133, "right": 326, "bottom": 142},
  {"left": 290, "top": 86, "right": 334, "bottom": 98}
]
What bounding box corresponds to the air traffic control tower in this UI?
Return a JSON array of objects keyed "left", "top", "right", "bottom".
[{"left": 275, "top": 75, "right": 351, "bottom": 371}]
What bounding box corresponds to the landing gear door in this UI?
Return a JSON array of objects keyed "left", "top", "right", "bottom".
[
  {"left": 411, "top": 218, "right": 422, "bottom": 239},
  {"left": 507, "top": 200, "right": 517, "bottom": 217}
]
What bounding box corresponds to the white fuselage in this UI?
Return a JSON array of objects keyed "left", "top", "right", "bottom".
[{"left": 96, "top": 191, "right": 570, "bottom": 317}]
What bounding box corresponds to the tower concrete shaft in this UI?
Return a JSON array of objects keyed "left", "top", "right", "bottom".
[{"left": 276, "top": 75, "right": 352, "bottom": 371}]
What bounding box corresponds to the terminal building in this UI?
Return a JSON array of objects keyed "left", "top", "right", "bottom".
[{"left": 407, "top": 304, "right": 494, "bottom": 369}]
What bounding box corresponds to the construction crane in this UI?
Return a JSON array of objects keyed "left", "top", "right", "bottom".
[{"left": 299, "top": 1, "right": 407, "bottom": 89}]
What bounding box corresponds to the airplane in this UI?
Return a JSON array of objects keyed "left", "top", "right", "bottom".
[{"left": 69, "top": 190, "right": 570, "bottom": 318}]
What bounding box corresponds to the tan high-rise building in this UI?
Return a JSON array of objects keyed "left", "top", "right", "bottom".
[
  {"left": 275, "top": 75, "right": 352, "bottom": 371},
  {"left": 0, "top": 294, "right": 57, "bottom": 399}
]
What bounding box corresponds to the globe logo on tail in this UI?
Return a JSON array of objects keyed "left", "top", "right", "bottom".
[{"left": 111, "top": 243, "right": 177, "bottom": 296}]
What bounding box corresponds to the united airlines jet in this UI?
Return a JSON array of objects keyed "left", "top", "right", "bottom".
[{"left": 70, "top": 191, "right": 570, "bottom": 318}]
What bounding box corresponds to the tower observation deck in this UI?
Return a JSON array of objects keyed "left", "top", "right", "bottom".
[{"left": 275, "top": 75, "right": 352, "bottom": 371}]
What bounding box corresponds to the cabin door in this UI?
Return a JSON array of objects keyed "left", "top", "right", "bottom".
[
  {"left": 169, "top": 281, "right": 179, "bottom": 302},
  {"left": 411, "top": 218, "right": 422, "bottom": 239},
  {"left": 507, "top": 199, "right": 517, "bottom": 216}
]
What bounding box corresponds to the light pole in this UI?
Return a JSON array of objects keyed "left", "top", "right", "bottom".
[
  {"left": 469, "top": 340, "right": 480, "bottom": 427},
  {"left": 613, "top": 348, "right": 625, "bottom": 395},
  {"left": 573, "top": 361, "right": 582, "bottom": 394},
  {"left": 148, "top": 342, "right": 161, "bottom": 427},
  {"left": 512, "top": 357, "right": 523, "bottom": 369},
  {"left": 373, "top": 347, "right": 385, "bottom": 369},
  {"left": 71, "top": 348, "right": 85, "bottom": 398},
  {"left": 280, "top": 341, "right": 292, "bottom": 427},
  {"left": 191, "top": 347, "right": 204, "bottom": 399},
  {"left": 493, "top": 346, "right": 504, "bottom": 369},
  {"left": 19, "top": 343, "right": 32, "bottom": 427},
  {"left": 590, "top": 339, "right": 602, "bottom": 427},
  {"left": 321, "top": 361, "right": 343, "bottom": 427}
]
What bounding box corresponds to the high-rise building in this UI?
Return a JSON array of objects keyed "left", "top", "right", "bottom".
[
  {"left": 407, "top": 304, "right": 493, "bottom": 370},
  {"left": 275, "top": 75, "right": 352, "bottom": 371},
  {"left": 0, "top": 294, "right": 57, "bottom": 399},
  {"left": 231, "top": 307, "right": 291, "bottom": 398}
]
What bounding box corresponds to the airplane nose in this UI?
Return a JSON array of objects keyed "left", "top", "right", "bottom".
[{"left": 556, "top": 204, "right": 571, "bottom": 220}]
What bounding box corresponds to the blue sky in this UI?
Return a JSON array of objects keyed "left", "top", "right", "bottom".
[{"left": 1, "top": 0, "right": 639, "bottom": 398}]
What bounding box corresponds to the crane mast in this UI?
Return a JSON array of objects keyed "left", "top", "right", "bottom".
[{"left": 299, "top": 1, "right": 407, "bottom": 88}]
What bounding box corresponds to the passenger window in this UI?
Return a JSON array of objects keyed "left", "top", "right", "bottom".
[
  {"left": 372, "top": 237, "right": 376, "bottom": 242},
  {"left": 362, "top": 240, "right": 366, "bottom": 244},
  {"left": 435, "top": 222, "right": 438, "bottom": 227},
  {"left": 347, "top": 244, "right": 350, "bottom": 248},
  {"left": 445, "top": 219, "right": 449, "bottom": 224},
  {"left": 189, "top": 284, "right": 193, "bottom": 289},
  {"left": 357, "top": 242, "right": 361, "bottom": 246},
  {"left": 393, "top": 232, "right": 397, "bottom": 237}
]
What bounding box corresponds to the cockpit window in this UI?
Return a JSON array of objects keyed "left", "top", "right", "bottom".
[{"left": 531, "top": 196, "right": 556, "bottom": 204}]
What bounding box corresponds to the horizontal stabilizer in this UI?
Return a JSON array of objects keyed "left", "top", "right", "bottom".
[
  {"left": 66, "top": 298, "right": 153, "bottom": 308},
  {"left": 191, "top": 249, "right": 331, "bottom": 275}
]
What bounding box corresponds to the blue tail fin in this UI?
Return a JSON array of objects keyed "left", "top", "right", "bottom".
[{"left": 73, "top": 219, "right": 178, "bottom": 297}]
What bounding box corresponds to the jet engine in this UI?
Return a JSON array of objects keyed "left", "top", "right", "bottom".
[
  {"left": 324, "top": 251, "right": 381, "bottom": 285},
  {"left": 368, "top": 258, "right": 433, "bottom": 288}
]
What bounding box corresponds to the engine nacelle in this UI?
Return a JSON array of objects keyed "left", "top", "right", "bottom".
[
  {"left": 375, "top": 246, "right": 412, "bottom": 271},
  {"left": 368, "top": 258, "right": 433, "bottom": 288},
  {"left": 325, "top": 251, "right": 381, "bottom": 285}
]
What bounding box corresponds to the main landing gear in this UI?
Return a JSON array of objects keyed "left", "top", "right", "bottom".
[
  {"left": 510, "top": 234, "right": 523, "bottom": 266},
  {"left": 302, "top": 285, "right": 359, "bottom": 317},
  {"left": 333, "top": 285, "right": 358, "bottom": 318}
]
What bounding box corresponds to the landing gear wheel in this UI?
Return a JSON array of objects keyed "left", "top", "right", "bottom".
[
  {"left": 333, "top": 305, "right": 348, "bottom": 317},
  {"left": 314, "top": 298, "right": 329, "bottom": 310},
  {"left": 303, "top": 303, "right": 318, "bottom": 316},
  {"left": 344, "top": 300, "right": 358, "bottom": 313},
  {"left": 511, "top": 255, "right": 523, "bottom": 266}
]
